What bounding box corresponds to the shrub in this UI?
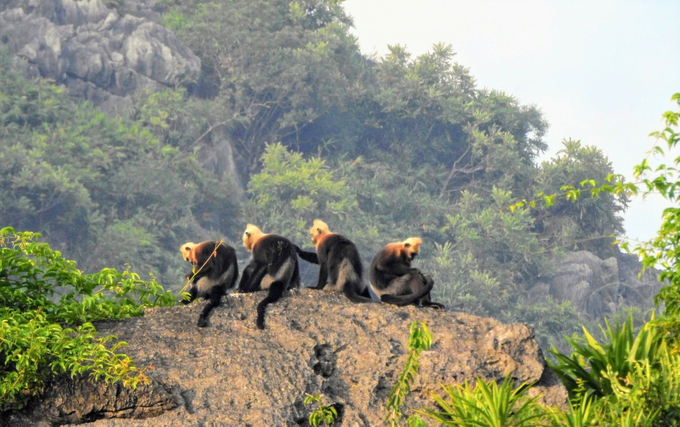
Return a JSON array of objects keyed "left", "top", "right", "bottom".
[
  {"left": 417, "top": 375, "right": 545, "bottom": 427},
  {"left": 547, "top": 316, "right": 664, "bottom": 400},
  {"left": 0, "top": 228, "right": 177, "bottom": 408},
  {"left": 386, "top": 321, "right": 433, "bottom": 427}
]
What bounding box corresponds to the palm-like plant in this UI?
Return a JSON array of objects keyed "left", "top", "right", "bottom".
[
  {"left": 547, "top": 316, "right": 664, "bottom": 399},
  {"left": 548, "top": 396, "right": 598, "bottom": 427},
  {"left": 417, "top": 375, "right": 544, "bottom": 427}
]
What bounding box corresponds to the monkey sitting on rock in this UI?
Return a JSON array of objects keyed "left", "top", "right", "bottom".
[{"left": 369, "top": 237, "right": 445, "bottom": 309}]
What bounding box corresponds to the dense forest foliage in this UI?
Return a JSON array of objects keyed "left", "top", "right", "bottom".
[{"left": 0, "top": 0, "right": 630, "bottom": 350}]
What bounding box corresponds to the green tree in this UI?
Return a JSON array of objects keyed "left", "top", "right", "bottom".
[
  {"left": 635, "top": 93, "right": 680, "bottom": 347},
  {"left": 536, "top": 94, "right": 680, "bottom": 425},
  {"left": 353, "top": 43, "right": 547, "bottom": 201},
  {"left": 244, "top": 143, "right": 357, "bottom": 246},
  {"left": 534, "top": 139, "right": 628, "bottom": 257},
  {"left": 336, "top": 155, "right": 452, "bottom": 254},
  {"left": 161, "top": 0, "right": 365, "bottom": 178},
  {"left": 418, "top": 188, "right": 546, "bottom": 317}
]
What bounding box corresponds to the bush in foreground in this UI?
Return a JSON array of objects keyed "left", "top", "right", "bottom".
[{"left": 0, "top": 227, "right": 177, "bottom": 409}]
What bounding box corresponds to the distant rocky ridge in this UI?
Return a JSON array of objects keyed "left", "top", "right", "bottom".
[
  {"left": 0, "top": 0, "right": 200, "bottom": 115},
  {"left": 2, "top": 290, "right": 567, "bottom": 426},
  {"left": 535, "top": 251, "right": 663, "bottom": 320}
]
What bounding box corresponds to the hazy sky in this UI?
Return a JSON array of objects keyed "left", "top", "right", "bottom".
[{"left": 343, "top": 0, "right": 680, "bottom": 243}]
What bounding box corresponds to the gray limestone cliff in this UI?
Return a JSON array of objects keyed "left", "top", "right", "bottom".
[
  {"left": 532, "top": 251, "right": 663, "bottom": 320},
  {"left": 2, "top": 290, "right": 567, "bottom": 426},
  {"left": 0, "top": 0, "right": 242, "bottom": 185},
  {"left": 0, "top": 0, "right": 200, "bottom": 116}
]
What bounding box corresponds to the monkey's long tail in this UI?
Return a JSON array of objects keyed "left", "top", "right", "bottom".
[
  {"left": 336, "top": 259, "right": 374, "bottom": 303},
  {"left": 380, "top": 275, "right": 435, "bottom": 306},
  {"left": 256, "top": 281, "right": 286, "bottom": 329},
  {"left": 343, "top": 280, "right": 376, "bottom": 303}
]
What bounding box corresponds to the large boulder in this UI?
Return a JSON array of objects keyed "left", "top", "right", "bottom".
[
  {"left": 3, "top": 290, "right": 566, "bottom": 426},
  {"left": 0, "top": 0, "right": 200, "bottom": 115}
]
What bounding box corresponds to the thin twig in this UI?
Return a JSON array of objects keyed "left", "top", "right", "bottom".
[{"left": 440, "top": 142, "right": 473, "bottom": 198}]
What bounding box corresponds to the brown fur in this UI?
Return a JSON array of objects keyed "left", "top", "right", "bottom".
[
  {"left": 180, "top": 241, "right": 224, "bottom": 266},
  {"left": 314, "top": 232, "right": 335, "bottom": 251},
  {"left": 383, "top": 237, "right": 422, "bottom": 260},
  {"left": 307, "top": 219, "right": 373, "bottom": 303},
  {"left": 238, "top": 224, "right": 303, "bottom": 329},
  {"left": 178, "top": 240, "right": 239, "bottom": 326}
]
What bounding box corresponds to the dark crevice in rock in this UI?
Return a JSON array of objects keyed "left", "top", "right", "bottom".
[
  {"left": 1, "top": 373, "right": 178, "bottom": 425},
  {"left": 536, "top": 363, "right": 563, "bottom": 388},
  {"left": 330, "top": 402, "right": 345, "bottom": 425},
  {"left": 370, "top": 376, "right": 392, "bottom": 407},
  {"left": 180, "top": 389, "right": 195, "bottom": 414},
  {"left": 313, "top": 344, "right": 336, "bottom": 378}
]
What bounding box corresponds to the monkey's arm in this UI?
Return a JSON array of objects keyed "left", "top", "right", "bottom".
[
  {"left": 310, "top": 248, "right": 329, "bottom": 290},
  {"left": 295, "top": 245, "right": 319, "bottom": 264},
  {"left": 376, "top": 257, "right": 416, "bottom": 277}
]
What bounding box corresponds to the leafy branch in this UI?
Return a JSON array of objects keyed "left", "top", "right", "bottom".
[
  {"left": 0, "top": 227, "right": 178, "bottom": 408},
  {"left": 386, "top": 321, "right": 433, "bottom": 427},
  {"left": 304, "top": 393, "right": 338, "bottom": 427},
  {"left": 507, "top": 173, "right": 637, "bottom": 213}
]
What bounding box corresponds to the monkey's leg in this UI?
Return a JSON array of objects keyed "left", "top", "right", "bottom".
[
  {"left": 380, "top": 272, "right": 434, "bottom": 306},
  {"left": 412, "top": 273, "right": 445, "bottom": 309},
  {"left": 197, "top": 284, "right": 224, "bottom": 327}
]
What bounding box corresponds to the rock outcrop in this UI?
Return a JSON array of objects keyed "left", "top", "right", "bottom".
[
  {"left": 0, "top": 0, "right": 200, "bottom": 115},
  {"left": 0, "top": 0, "right": 246, "bottom": 184},
  {"left": 3, "top": 290, "right": 567, "bottom": 426},
  {"left": 531, "top": 251, "right": 663, "bottom": 319}
]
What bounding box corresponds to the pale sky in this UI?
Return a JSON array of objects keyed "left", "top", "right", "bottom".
[{"left": 343, "top": 0, "right": 680, "bottom": 243}]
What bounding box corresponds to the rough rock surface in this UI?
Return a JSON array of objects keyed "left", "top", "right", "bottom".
[
  {"left": 531, "top": 251, "right": 663, "bottom": 319},
  {"left": 2, "top": 376, "right": 178, "bottom": 427},
  {"left": 5, "top": 290, "right": 567, "bottom": 426},
  {"left": 616, "top": 251, "right": 664, "bottom": 308},
  {"left": 0, "top": 0, "right": 200, "bottom": 115},
  {"left": 115, "top": 0, "right": 165, "bottom": 23}
]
